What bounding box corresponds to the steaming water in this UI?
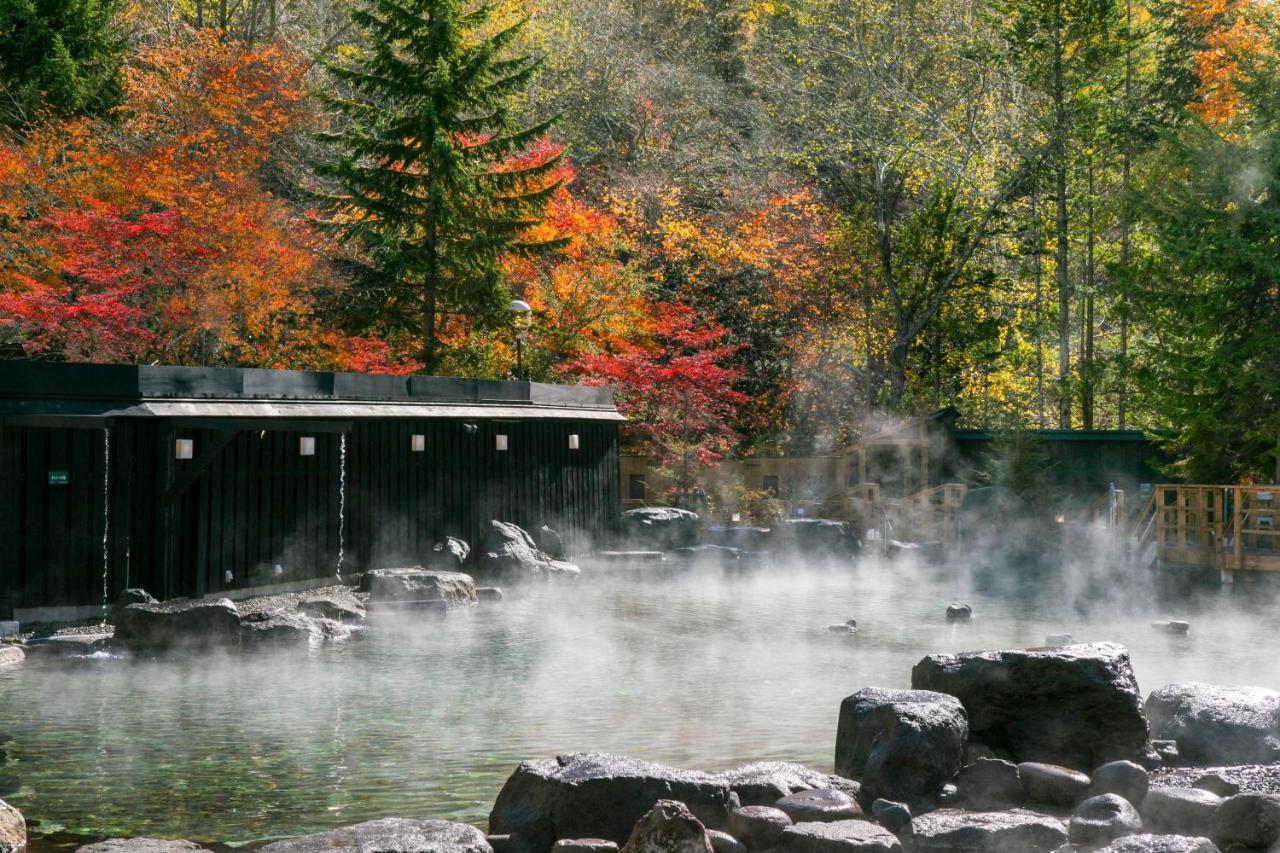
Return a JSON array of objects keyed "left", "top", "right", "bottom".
[{"left": 2, "top": 559, "right": 1279, "bottom": 844}]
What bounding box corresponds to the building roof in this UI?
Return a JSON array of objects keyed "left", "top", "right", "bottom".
[{"left": 0, "top": 361, "right": 624, "bottom": 422}]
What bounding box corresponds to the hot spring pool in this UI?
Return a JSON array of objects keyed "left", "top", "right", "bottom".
[{"left": 2, "top": 558, "right": 1277, "bottom": 844}]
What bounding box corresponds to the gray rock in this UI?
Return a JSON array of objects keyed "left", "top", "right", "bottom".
[
  {"left": 1095, "top": 836, "right": 1219, "bottom": 853},
  {"left": 775, "top": 789, "right": 863, "bottom": 824},
  {"left": 706, "top": 831, "right": 744, "bottom": 853},
  {"left": 112, "top": 598, "right": 241, "bottom": 650},
  {"left": 0, "top": 647, "right": 20, "bottom": 667},
  {"left": 487, "top": 835, "right": 526, "bottom": 853},
  {"left": 909, "top": 809, "right": 1067, "bottom": 852},
  {"left": 477, "top": 587, "right": 505, "bottom": 602},
  {"left": 715, "top": 762, "right": 859, "bottom": 807},
  {"left": 361, "top": 567, "right": 478, "bottom": 606},
  {"left": 727, "top": 806, "right": 791, "bottom": 849},
  {"left": 1090, "top": 761, "right": 1149, "bottom": 807},
  {"left": 1211, "top": 792, "right": 1280, "bottom": 849},
  {"left": 429, "top": 537, "right": 471, "bottom": 569},
  {"left": 774, "top": 820, "right": 900, "bottom": 853},
  {"left": 240, "top": 610, "right": 323, "bottom": 643},
  {"left": 537, "top": 527, "right": 566, "bottom": 560},
  {"left": 1139, "top": 788, "right": 1221, "bottom": 837},
  {"left": 112, "top": 588, "right": 157, "bottom": 615},
  {"left": 553, "top": 841, "right": 619, "bottom": 853},
  {"left": 869, "top": 800, "right": 911, "bottom": 835},
  {"left": 1191, "top": 773, "right": 1238, "bottom": 798},
  {"left": 258, "top": 818, "right": 493, "bottom": 853},
  {"left": 953, "top": 758, "right": 1024, "bottom": 810},
  {"left": 77, "top": 841, "right": 211, "bottom": 853},
  {"left": 912, "top": 643, "right": 1149, "bottom": 771},
  {"left": 1019, "top": 763, "right": 1091, "bottom": 808},
  {"left": 946, "top": 604, "right": 974, "bottom": 622},
  {"left": 481, "top": 522, "right": 581, "bottom": 581},
  {"left": 834, "top": 687, "right": 967, "bottom": 806},
  {"left": 621, "top": 800, "right": 712, "bottom": 853},
  {"left": 1151, "top": 741, "right": 1180, "bottom": 767},
  {"left": 0, "top": 800, "right": 22, "bottom": 853},
  {"left": 622, "top": 507, "right": 700, "bottom": 550},
  {"left": 299, "top": 590, "right": 366, "bottom": 621},
  {"left": 1145, "top": 683, "right": 1280, "bottom": 766},
  {"left": 1068, "top": 794, "right": 1143, "bottom": 845},
  {"left": 489, "top": 753, "right": 734, "bottom": 853}
]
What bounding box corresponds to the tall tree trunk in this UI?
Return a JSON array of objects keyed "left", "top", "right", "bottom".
[
  {"left": 1033, "top": 182, "right": 1045, "bottom": 428},
  {"left": 888, "top": 336, "right": 909, "bottom": 406},
  {"left": 423, "top": 221, "right": 440, "bottom": 372},
  {"left": 1118, "top": 0, "right": 1133, "bottom": 429},
  {"left": 1083, "top": 158, "right": 1096, "bottom": 429},
  {"left": 1053, "top": 3, "right": 1072, "bottom": 429}
]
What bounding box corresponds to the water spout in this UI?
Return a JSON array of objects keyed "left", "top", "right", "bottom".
[
  {"left": 337, "top": 433, "right": 347, "bottom": 581},
  {"left": 101, "top": 427, "right": 111, "bottom": 625}
]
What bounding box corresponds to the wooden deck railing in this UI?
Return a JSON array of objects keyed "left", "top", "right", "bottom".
[{"left": 1125, "top": 485, "right": 1280, "bottom": 573}]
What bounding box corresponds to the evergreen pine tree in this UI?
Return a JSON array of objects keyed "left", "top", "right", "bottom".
[
  {"left": 318, "top": 0, "right": 563, "bottom": 371},
  {"left": 0, "top": 0, "right": 123, "bottom": 127}
]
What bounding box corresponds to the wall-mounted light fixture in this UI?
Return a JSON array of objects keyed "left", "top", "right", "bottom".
[
  {"left": 568, "top": 434, "right": 580, "bottom": 450},
  {"left": 495, "top": 434, "right": 509, "bottom": 451},
  {"left": 224, "top": 570, "right": 234, "bottom": 584},
  {"left": 299, "top": 436, "right": 316, "bottom": 456},
  {"left": 175, "top": 438, "right": 194, "bottom": 460},
  {"left": 411, "top": 434, "right": 426, "bottom": 452}
]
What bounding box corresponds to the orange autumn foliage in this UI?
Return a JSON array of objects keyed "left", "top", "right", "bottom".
[{"left": 1184, "top": 0, "right": 1277, "bottom": 124}]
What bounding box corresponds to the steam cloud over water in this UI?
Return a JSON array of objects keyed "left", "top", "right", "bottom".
[{"left": 2, "top": 543, "right": 1278, "bottom": 844}]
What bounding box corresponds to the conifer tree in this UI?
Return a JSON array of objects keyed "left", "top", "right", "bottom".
[{"left": 318, "top": 0, "right": 562, "bottom": 370}]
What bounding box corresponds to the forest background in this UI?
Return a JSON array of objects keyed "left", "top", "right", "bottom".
[{"left": 0, "top": 0, "right": 1277, "bottom": 484}]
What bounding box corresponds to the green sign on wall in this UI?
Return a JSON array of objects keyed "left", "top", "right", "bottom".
[{"left": 47, "top": 471, "right": 69, "bottom": 485}]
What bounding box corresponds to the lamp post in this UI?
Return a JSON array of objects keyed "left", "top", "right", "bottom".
[{"left": 508, "top": 299, "right": 532, "bottom": 380}]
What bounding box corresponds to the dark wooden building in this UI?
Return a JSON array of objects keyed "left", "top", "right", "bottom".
[{"left": 0, "top": 362, "right": 623, "bottom": 622}]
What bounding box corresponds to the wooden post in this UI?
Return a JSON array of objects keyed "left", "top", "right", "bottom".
[{"left": 1234, "top": 485, "right": 1244, "bottom": 572}]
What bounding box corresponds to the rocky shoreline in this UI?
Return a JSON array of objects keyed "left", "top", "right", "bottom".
[{"left": 5, "top": 639, "right": 1280, "bottom": 853}]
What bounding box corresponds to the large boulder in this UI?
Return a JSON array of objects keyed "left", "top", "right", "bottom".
[
  {"left": 622, "top": 508, "right": 700, "bottom": 550},
  {"left": 480, "top": 522, "right": 581, "bottom": 581},
  {"left": 0, "top": 800, "right": 22, "bottom": 853},
  {"left": 1095, "top": 836, "right": 1220, "bottom": 853},
  {"left": 1211, "top": 792, "right": 1280, "bottom": 849},
  {"left": 1144, "top": 683, "right": 1280, "bottom": 766},
  {"left": 77, "top": 842, "right": 211, "bottom": 853},
  {"left": 713, "top": 763, "right": 859, "bottom": 807},
  {"left": 239, "top": 610, "right": 325, "bottom": 644},
  {"left": 773, "top": 820, "right": 901, "bottom": 853},
  {"left": 259, "top": 819, "right": 492, "bottom": 853},
  {"left": 112, "top": 598, "right": 241, "bottom": 650},
  {"left": 489, "top": 753, "right": 735, "bottom": 853},
  {"left": 779, "top": 520, "right": 858, "bottom": 557},
  {"left": 621, "top": 800, "right": 712, "bottom": 853},
  {"left": 911, "top": 643, "right": 1149, "bottom": 771},
  {"left": 361, "top": 567, "right": 478, "bottom": 606},
  {"left": 834, "top": 687, "right": 968, "bottom": 806},
  {"left": 908, "top": 809, "right": 1067, "bottom": 852}
]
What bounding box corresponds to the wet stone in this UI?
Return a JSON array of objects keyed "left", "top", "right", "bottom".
[
  {"left": 258, "top": 818, "right": 493, "bottom": 853},
  {"left": 869, "top": 800, "right": 911, "bottom": 835},
  {"left": 774, "top": 820, "right": 901, "bottom": 853},
  {"left": 726, "top": 806, "right": 791, "bottom": 849},
  {"left": 706, "top": 831, "right": 744, "bottom": 853},
  {"left": 1139, "top": 787, "right": 1221, "bottom": 837},
  {"left": 1191, "top": 772, "right": 1238, "bottom": 798},
  {"left": 1090, "top": 761, "right": 1150, "bottom": 806},
  {"left": 909, "top": 808, "right": 1067, "bottom": 852},
  {"left": 553, "top": 840, "right": 619, "bottom": 853},
  {"left": 945, "top": 604, "right": 973, "bottom": 622},
  {"left": 954, "top": 758, "right": 1024, "bottom": 810},
  {"left": 775, "top": 789, "right": 863, "bottom": 824},
  {"left": 715, "top": 762, "right": 859, "bottom": 808},
  {"left": 77, "top": 841, "right": 212, "bottom": 853},
  {"left": 1095, "top": 836, "right": 1220, "bottom": 853},
  {"left": 1212, "top": 792, "right": 1280, "bottom": 849},
  {"left": 1146, "top": 683, "right": 1280, "bottom": 766},
  {"left": 1019, "top": 762, "right": 1091, "bottom": 808},
  {"left": 620, "top": 800, "right": 713, "bottom": 853},
  {"left": 0, "top": 799, "right": 21, "bottom": 853},
  {"left": 1067, "top": 794, "right": 1143, "bottom": 846}
]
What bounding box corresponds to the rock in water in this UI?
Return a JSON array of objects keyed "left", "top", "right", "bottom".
[
  {"left": 481, "top": 521, "right": 581, "bottom": 581},
  {"left": 622, "top": 507, "right": 700, "bottom": 550},
  {"left": 77, "top": 842, "right": 212, "bottom": 853},
  {"left": 1090, "top": 761, "right": 1149, "bottom": 807},
  {"left": 952, "top": 759, "right": 1024, "bottom": 810},
  {"left": 430, "top": 537, "right": 471, "bottom": 569},
  {"left": 773, "top": 789, "right": 863, "bottom": 824},
  {"left": 834, "top": 687, "right": 968, "bottom": 806},
  {"left": 773, "top": 820, "right": 901, "bottom": 853},
  {"left": 536, "top": 526, "right": 566, "bottom": 560},
  {"left": 361, "top": 568, "right": 478, "bottom": 607},
  {"left": 0, "top": 800, "right": 23, "bottom": 853},
  {"left": 621, "top": 800, "right": 712, "bottom": 853},
  {"left": 714, "top": 763, "right": 858, "bottom": 808},
  {"left": 239, "top": 610, "right": 324, "bottom": 644},
  {"left": 1139, "top": 788, "right": 1221, "bottom": 837},
  {"left": 908, "top": 809, "right": 1067, "bottom": 852},
  {"left": 1018, "top": 762, "right": 1091, "bottom": 807},
  {"left": 299, "top": 590, "right": 366, "bottom": 621},
  {"left": 0, "top": 648, "right": 21, "bottom": 667},
  {"left": 1145, "top": 683, "right": 1280, "bottom": 765},
  {"left": 911, "top": 642, "right": 1149, "bottom": 771},
  {"left": 1068, "top": 794, "right": 1143, "bottom": 845},
  {"left": 1095, "top": 836, "right": 1220, "bottom": 853},
  {"left": 489, "top": 753, "right": 734, "bottom": 853},
  {"left": 726, "top": 806, "right": 791, "bottom": 849},
  {"left": 1212, "top": 792, "right": 1280, "bottom": 849},
  {"left": 112, "top": 598, "right": 241, "bottom": 651},
  {"left": 258, "top": 819, "right": 494, "bottom": 853},
  {"left": 946, "top": 604, "right": 973, "bottom": 622}
]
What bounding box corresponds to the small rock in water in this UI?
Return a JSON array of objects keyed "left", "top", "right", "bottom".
[
  {"left": 706, "top": 831, "right": 744, "bottom": 853},
  {"left": 1150, "top": 621, "right": 1190, "bottom": 635},
  {"left": 0, "top": 647, "right": 26, "bottom": 667},
  {"left": 826, "top": 620, "right": 858, "bottom": 634},
  {"left": 1045, "top": 633, "right": 1075, "bottom": 646},
  {"left": 477, "top": 587, "right": 505, "bottom": 602},
  {"left": 870, "top": 799, "right": 912, "bottom": 834},
  {"left": 945, "top": 603, "right": 973, "bottom": 622},
  {"left": 77, "top": 842, "right": 212, "bottom": 853}
]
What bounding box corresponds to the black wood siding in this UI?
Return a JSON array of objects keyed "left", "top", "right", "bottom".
[{"left": 0, "top": 418, "right": 619, "bottom": 618}]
